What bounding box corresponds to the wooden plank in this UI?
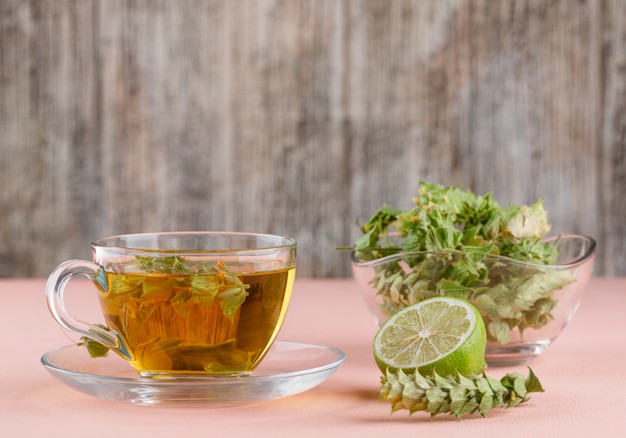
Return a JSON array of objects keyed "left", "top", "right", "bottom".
[
  {"left": 597, "top": 0, "right": 626, "bottom": 276},
  {"left": 0, "top": 0, "right": 624, "bottom": 278}
]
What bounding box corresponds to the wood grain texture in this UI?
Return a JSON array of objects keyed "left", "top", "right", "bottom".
[{"left": 1, "top": 0, "right": 624, "bottom": 278}]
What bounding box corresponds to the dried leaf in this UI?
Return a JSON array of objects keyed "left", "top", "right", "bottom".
[{"left": 380, "top": 368, "right": 544, "bottom": 419}]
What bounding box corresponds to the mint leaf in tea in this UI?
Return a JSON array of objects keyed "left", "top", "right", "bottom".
[{"left": 86, "top": 257, "right": 294, "bottom": 376}]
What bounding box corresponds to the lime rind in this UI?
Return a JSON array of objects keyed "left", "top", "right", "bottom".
[{"left": 373, "top": 297, "right": 487, "bottom": 377}]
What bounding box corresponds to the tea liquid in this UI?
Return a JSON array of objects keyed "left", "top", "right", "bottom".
[{"left": 97, "top": 266, "right": 295, "bottom": 376}]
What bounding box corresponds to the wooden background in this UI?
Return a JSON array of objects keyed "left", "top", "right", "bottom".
[{"left": 1, "top": 0, "right": 625, "bottom": 278}]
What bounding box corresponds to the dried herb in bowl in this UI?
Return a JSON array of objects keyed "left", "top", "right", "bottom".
[{"left": 349, "top": 181, "right": 574, "bottom": 345}]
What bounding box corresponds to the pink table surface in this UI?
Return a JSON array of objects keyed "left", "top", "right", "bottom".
[{"left": 1, "top": 277, "right": 625, "bottom": 437}]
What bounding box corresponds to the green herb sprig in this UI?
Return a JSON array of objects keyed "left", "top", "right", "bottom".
[
  {"left": 118, "top": 256, "right": 249, "bottom": 320},
  {"left": 81, "top": 257, "right": 249, "bottom": 357},
  {"left": 351, "top": 182, "right": 574, "bottom": 344},
  {"left": 79, "top": 324, "right": 113, "bottom": 358},
  {"left": 380, "top": 368, "right": 544, "bottom": 419}
]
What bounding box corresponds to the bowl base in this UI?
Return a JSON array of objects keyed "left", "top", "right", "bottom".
[{"left": 485, "top": 342, "right": 549, "bottom": 367}]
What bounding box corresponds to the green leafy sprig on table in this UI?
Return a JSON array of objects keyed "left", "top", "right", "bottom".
[
  {"left": 352, "top": 181, "right": 574, "bottom": 344},
  {"left": 380, "top": 367, "right": 544, "bottom": 419}
]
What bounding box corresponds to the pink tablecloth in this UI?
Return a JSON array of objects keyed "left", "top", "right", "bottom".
[{"left": 1, "top": 277, "right": 625, "bottom": 437}]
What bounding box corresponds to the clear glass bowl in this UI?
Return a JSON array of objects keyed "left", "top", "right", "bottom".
[{"left": 351, "top": 235, "right": 596, "bottom": 366}]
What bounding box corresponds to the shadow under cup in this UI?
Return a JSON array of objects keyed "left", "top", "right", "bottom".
[{"left": 45, "top": 232, "right": 297, "bottom": 378}]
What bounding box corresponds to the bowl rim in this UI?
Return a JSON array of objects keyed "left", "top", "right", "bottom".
[{"left": 351, "top": 234, "right": 596, "bottom": 270}]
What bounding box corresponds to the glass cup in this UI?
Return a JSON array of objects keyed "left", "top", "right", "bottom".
[{"left": 45, "top": 232, "right": 297, "bottom": 377}]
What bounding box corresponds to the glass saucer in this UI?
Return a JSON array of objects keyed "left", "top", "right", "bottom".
[{"left": 41, "top": 341, "right": 346, "bottom": 406}]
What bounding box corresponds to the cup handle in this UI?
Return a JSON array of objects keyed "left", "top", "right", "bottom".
[{"left": 44, "top": 259, "right": 132, "bottom": 360}]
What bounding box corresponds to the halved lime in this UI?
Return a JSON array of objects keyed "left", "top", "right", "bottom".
[{"left": 373, "top": 297, "right": 487, "bottom": 377}]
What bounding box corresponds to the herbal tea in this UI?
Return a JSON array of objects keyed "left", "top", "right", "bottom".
[{"left": 97, "top": 257, "right": 295, "bottom": 376}]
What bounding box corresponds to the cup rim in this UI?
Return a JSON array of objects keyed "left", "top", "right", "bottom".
[
  {"left": 351, "top": 234, "right": 596, "bottom": 270},
  {"left": 91, "top": 231, "right": 297, "bottom": 254}
]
